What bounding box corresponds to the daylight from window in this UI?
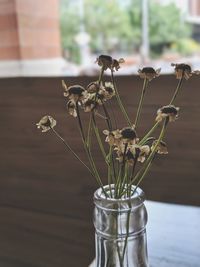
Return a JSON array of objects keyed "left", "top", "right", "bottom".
[
  {"left": 0, "top": 0, "right": 200, "bottom": 76},
  {"left": 60, "top": 0, "right": 200, "bottom": 75}
]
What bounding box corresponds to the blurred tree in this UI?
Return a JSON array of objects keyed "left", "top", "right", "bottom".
[
  {"left": 60, "top": 0, "right": 192, "bottom": 62},
  {"left": 127, "top": 0, "right": 191, "bottom": 56},
  {"left": 60, "top": 0, "right": 134, "bottom": 61},
  {"left": 84, "top": 0, "right": 133, "bottom": 54},
  {"left": 60, "top": 0, "right": 81, "bottom": 63},
  {"left": 148, "top": 1, "right": 191, "bottom": 56}
]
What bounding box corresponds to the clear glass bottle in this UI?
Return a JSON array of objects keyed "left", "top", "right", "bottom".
[{"left": 93, "top": 185, "right": 149, "bottom": 267}]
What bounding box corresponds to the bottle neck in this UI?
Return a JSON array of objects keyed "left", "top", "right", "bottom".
[{"left": 93, "top": 185, "right": 148, "bottom": 238}]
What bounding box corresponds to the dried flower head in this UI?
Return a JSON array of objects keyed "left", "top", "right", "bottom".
[
  {"left": 128, "top": 145, "right": 150, "bottom": 164},
  {"left": 96, "top": 55, "right": 112, "bottom": 70},
  {"left": 115, "top": 144, "right": 134, "bottom": 164},
  {"left": 171, "top": 63, "right": 193, "bottom": 80},
  {"left": 151, "top": 140, "right": 168, "bottom": 154},
  {"left": 137, "top": 145, "right": 151, "bottom": 162},
  {"left": 103, "top": 129, "right": 121, "bottom": 146},
  {"left": 112, "top": 58, "right": 125, "bottom": 71},
  {"left": 67, "top": 100, "right": 77, "bottom": 117},
  {"left": 87, "top": 81, "right": 100, "bottom": 93},
  {"left": 171, "top": 63, "right": 200, "bottom": 80},
  {"left": 96, "top": 55, "right": 125, "bottom": 71},
  {"left": 120, "top": 126, "right": 137, "bottom": 144},
  {"left": 138, "top": 67, "right": 161, "bottom": 81},
  {"left": 83, "top": 98, "right": 96, "bottom": 113},
  {"left": 156, "top": 105, "right": 179, "bottom": 123},
  {"left": 102, "top": 82, "right": 115, "bottom": 100},
  {"left": 115, "top": 144, "right": 150, "bottom": 164},
  {"left": 63, "top": 84, "right": 86, "bottom": 102},
  {"left": 36, "top": 115, "right": 56, "bottom": 132}
]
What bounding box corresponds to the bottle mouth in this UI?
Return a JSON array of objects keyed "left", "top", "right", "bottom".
[{"left": 94, "top": 184, "right": 145, "bottom": 210}]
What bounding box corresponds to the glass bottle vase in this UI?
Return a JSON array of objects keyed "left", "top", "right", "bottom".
[{"left": 93, "top": 185, "right": 149, "bottom": 267}]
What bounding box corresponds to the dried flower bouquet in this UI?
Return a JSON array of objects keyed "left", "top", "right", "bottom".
[{"left": 36, "top": 55, "right": 199, "bottom": 199}]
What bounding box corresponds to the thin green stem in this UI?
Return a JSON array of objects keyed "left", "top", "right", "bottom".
[
  {"left": 111, "top": 70, "right": 132, "bottom": 127},
  {"left": 121, "top": 119, "right": 167, "bottom": 198},
  {"left": 101, "top": 101, "right": 113, "bottom": 131},
  {"left": 126, "top": 156, "right": 138, "bottom": 197},
  {"left": 107, "top": 145, "right": 113, "bottom": 197},
  {"left": 76, "top": 102, "right": 108, "bottom": 197},
  {"left": 115, "top": 166, "right": 122, "bottom": 198},
  {"left": 76, "top": 102, "right": 86, "bottom": 141},
  {"left": 92, "top": 114, "right": 107, "bottom": 163},
  {"left": 131, "top": 119, "right": 167, "bottom": 193},
  {"left": 139, "top": 74, "right": 184, "bottom": 146},
  {"left": 50, "top": 127, "right": 94, "bottom": 177},
  {"left": 99, "top": 101, "right": 117, "bottom": 183},
  {"left": 139, "top": 121, "right": 160, "bottom": 146},
  {"left": 108, "top": 100, "right": 118, "bottom": 129},
  {"left": 86, "top": 114, "right": 92, "bottom": 147},
  {"left": 115, "top": 143, "right": 128, "bottom": 198},
  {"left": 122, "top": 202, "right": 131, "bottom": 261},
  {"left": 119, "top": 163, "right": 129, "bottom": 197},
  {"left": 169, "top": 76, "right": 184, "bottom": 105},
  {"left": 133, "top": 160, "right": 152, "bottom": 194},
  {"left": 135, "top": 78, "right": 148, "bottom": 129}
]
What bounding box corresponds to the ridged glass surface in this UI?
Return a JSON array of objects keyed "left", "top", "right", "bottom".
[{"left": 93, "top": 185, "right": 149, "bottom": 267}]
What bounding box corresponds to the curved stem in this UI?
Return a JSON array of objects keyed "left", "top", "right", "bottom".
[{"left": 169, "top": 76, "right": 184, "bottom": 105}]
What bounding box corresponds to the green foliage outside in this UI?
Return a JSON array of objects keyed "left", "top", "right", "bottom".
[
  {"left": 60, "top": 1, "right": 81, "bottom": 63},
  {"left": 148, "top": 1, "right": 191, "bottom": 56},
  {"left": 171, "top": 38, "right": 200, "bottom": 56},
  {"left": 60, "top": 0, "right": 193, "bottom": 63},
  {"left": 84, "top": 0, "right": 134, "bottom": 54}
]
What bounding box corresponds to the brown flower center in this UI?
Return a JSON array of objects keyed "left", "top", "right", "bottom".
[
  {"left": 105, "top": 86, "right": 114, "bottom": 94},
  {"left": 121, "top": 127, "right": 137, "bottom": 140},
  {"left": 141, "top": 67, "right": 156, "bottom": 74},
  {"left": 98, "top": 55, "right": 112, "bottom": 63},
  {"left": 42, "top": 118, "right": 52, "bottom": 127},
  {"left": 68, "top": 85, "right": 85, "bottom": 96},
  {"left": 175, "top": 64, "right": 191, "bottom": 73},
  {"left": 161, "top": 105, "right": 178, "bottom": 115}
]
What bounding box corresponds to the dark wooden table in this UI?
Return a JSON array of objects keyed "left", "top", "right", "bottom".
[{"left": 90, "top": 201, "right": 200, "bottom": 267}]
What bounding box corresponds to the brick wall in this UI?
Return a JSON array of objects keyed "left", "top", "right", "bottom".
[{"left": 0, "top": 0, "right": 61, "bottom": 60}]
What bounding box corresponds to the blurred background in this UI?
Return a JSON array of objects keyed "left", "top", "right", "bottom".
[
  {"left": 1, "top": 0, "right": 200, "bottom": 77},
  {"left": 0, "top": 0, "right": 200, "bottom": 267}
]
